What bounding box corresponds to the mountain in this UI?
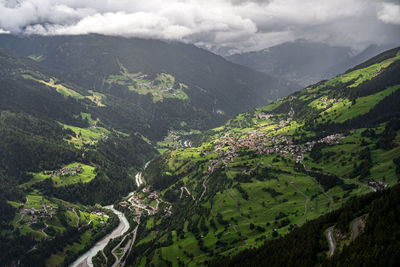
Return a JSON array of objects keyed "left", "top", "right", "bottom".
[
  {"left": 0, "top": 34, "right": 298, "bottom": 266},
  {"left": 215, "top": 182, "right": 400, "bottom": 266},
  {"left": 0, "top": 48, "right": 160, "bottom": 265},
  {"left": 0, "top": 34, "right": 299, "bottom": 140},
  {"left": 1, "top": 35, "right": 399, "bottom": 266},
  {"left": 226, "top": 40, "right": 394, "bottom": 86},
  {"left": 117, "top": 47, "right": 400, "bottom": 266},
  {"left": 0, "top": 48, "right": 157, "bottom": 203}
]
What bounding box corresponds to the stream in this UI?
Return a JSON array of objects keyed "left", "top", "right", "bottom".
[{"left": 70, "top": 160, "right": 152, "bottom": 267}]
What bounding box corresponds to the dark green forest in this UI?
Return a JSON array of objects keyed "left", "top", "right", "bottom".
[
  {"left": 213, "top": 184, "right": 400, "bottom": 267},
  {"left": 0, "top": 35, "right": 399, "bottom": 266}
]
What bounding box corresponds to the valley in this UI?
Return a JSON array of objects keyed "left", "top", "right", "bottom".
[
  {"left": 0, "top": 34, "right": 399, "bottom": 267},
  {"left": 110, "top": 47, "right": 400, "bottom": 266}
]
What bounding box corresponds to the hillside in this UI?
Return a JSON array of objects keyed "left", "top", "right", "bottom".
[
  {"left": 0, "top": 50, "right": 156, "bottom": 198},
  {"left": 0, "top": 34, "right": 298, "bottom": 140},
  {"left": 117, "top": 47, "right": 400, "bottom": 266},
  {"left": 214, "top": 182, "right": 400, "bottom": 266},
  {"left": 226, "top": 40, "right": 392, "bottom": 86},
  {"left": 0, "top": 35, "right": 295, "bottom": 266},
  {"left": 0, "top": 50, "right": 158, "bottom": 265}
]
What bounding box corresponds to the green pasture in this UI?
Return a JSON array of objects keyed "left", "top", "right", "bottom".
[
  {"left": 25, "top": 162, "right": 96, "bottom": 187},
  {"left": 60, "top": 122, "right": 110, "bottom": 147}
]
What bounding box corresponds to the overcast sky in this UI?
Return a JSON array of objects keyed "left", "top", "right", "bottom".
[{"left": 0, "top": 0, "right": 399, "bottom": 53}]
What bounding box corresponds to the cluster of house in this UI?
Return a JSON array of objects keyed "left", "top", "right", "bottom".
[
  {"left": 159, "top": 130, "right": 181, "bottom": 149},
  {"left": 147, "top": 191, "right": 159, "bottom": 200},
  {"left": 368, "top": 180, "right": 387, "bottom": 191},
  {"left": 162, "top": 130, "right": 192, "bottom": 149},
  {"left": 85, "top": 132, "right": 108, "bottom": 146},
  {"left": 367, "top": 70, "right": 382, "bottom": 77},
  {"left": 204, "top": 129, "right": 345, "bottom": 173},
  {"left": 317, "top": 134, "right": 345, "bottom": 144},
  {"left": 160, "top": 86, "right": 174, "bottom": 93},
  {"left": 92, "top": 210, "right": 109, "bottom": 218},
  {"left": 120, "top": 188, "right": 173, "bottom": 218},
  {"left": 256, "top": 112, "right": 273, "bottom": 120},
  {"left": 119, "top": 201, "right": 129, "bottom": 207},
  {"left": 135, "top": 75, "right": 180, "bottom": 96},
  {"left": 21, "top": 204, "right": 55, "bottom": 226},
  {"left": 49, "top": 164, "right": 83, "bottom": 178},
  {"left": 125, "top": 194, "right": 155, "bottom": 215},
  {"left": 279, "top": 118, "right": 292, "bottom": 128},
  {"left": 320, "top": 97, "right": 343, "bottom": 108},
  {"left": 163, "top": 206, "right": 172, "bottom": 217}
]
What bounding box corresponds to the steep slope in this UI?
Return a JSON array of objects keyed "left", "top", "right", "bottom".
[
  {"left": 226, "top": 40, "right": 393, "bottom": 86},
  {"left": 0, "top": 34, "right": 298, "bottom": 139},
  {"left": 0, "top": 49, "right": 157, "bottom": 198},
  {"left": 214, "top": 182, "right": 400, "bottom": 267},
  {"left": 119, "top": 47, "right": 400, "bottom": 266},
  {"left": 0, "top": 49, "right": 159, "bottom": 266}
]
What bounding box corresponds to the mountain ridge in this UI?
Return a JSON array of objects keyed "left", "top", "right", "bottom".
[
  {"left": 117, "top": 46, "right": 400, "bottom": 266},
  {"left": 226, "top": 40, "right": 395, "bottom": 86},
  {"left": 0, "top": 36, "right": 399, "bottom": 266},
  {"left": 0, "top": 34, "right": 299, "bottom": 134}
]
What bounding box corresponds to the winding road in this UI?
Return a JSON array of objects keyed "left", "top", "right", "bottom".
[
  {"left": 135, "top": 172, "right": 143, "bottom": 188},
  {"left": 180, "top": 186, "right": 195, "bottom": 200},
  {"left": 198, "top": 176, "right": 209, "bottom": 201},
  {"left": 135, "top": 160, "right": 152, "bottom": 187},
  {"left": 282, "top": 176, "right": 309, "bottom": 225}
]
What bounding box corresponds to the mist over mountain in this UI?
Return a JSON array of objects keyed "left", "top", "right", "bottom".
[
  {"left": 226, "top": 40, "right": 395, "bottom": 86},
  {"left": 0, "top": 1, "right": 400, "bottom": 265},
  {"left": 0, "top": 34, "right": 298, "bottom": 137}
]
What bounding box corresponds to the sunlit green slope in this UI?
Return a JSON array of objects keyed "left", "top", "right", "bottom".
[{"left": 123, "top": 47, "right": 400, "bottom": 266}]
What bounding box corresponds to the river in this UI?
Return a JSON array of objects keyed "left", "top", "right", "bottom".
[
  {"left": 70, "top": 205, "right": 130, "bottom": 267},
  {"left": 70, "top": 160, "right": 152, "bottom": 267}
]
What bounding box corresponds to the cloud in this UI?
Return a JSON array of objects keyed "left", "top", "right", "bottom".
[
  {"left": 0, "top": 28, "right": 10, "bottom": 34},
  {"left": 378, "top": 2, "right": 400, "bottom": 24},
  {"left": 0, "top": 0, "right": 399, "bottom": 52}
]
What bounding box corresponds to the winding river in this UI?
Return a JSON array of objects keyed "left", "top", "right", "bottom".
[
  {"left": 70, "top": 205, "right": 130, "bottom": 267},
  {"left": 70, "top": 161, "right": 152, "bottom": 267}
]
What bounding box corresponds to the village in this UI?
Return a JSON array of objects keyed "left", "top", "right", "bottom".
[
  {"left": 134, "top": 74, "right": 182, "bottom": 97},
  {"left": 368, "top": 180, "right": 388, "bottom": 191},
  {"left": 92, "top": 210, "right": 109, "bottom": 219},
  {"left": 204, "top": 112, "right": 345, "bottom": 173},
  {"left": 119, "top": 187, "right": 172, "bottom": 217},
  {"left": 319, "top": 97, "right": 343, "bottom": 108},
  {"left": 49, "top": 164, "right": 83, "bottom": 178},
  {"left": 20, "top": 204, "right": 56, "bottom": 226},
  {"left": 160, "top": 130, "right": 193, "bottom": 150}
]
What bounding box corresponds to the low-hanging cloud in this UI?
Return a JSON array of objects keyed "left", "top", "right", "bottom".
[
  {"left": 0, "top": 0, "right": 399, "bottom": 52},
  {"left": 378, "top": 2, "right": 400, "bottom": 25}
]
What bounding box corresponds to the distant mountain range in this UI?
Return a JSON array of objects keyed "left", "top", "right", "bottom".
[
  {"left": 0, "top": 34, "right": 299, "bottom": 140},
  {"left": 226, "top": 40, "right": 395, "bottom": 86}
]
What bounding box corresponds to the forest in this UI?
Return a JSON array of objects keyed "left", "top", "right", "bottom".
[{"left": 213, "top": 184, "right": 400, "bottom": 267}]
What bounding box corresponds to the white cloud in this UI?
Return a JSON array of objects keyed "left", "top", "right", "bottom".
[
  {"left": 0, "top": 28, "right": 10, "bottom": 34},
  {"left": 0, "top": 0, "right": 399, "bottom": 52},
  {"left": 378, "top": 2, "right": 400, "bottom": 24}
]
